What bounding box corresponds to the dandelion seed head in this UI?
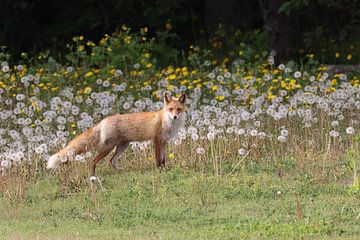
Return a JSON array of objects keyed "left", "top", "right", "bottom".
[
  {"left": 281, "top": 129, "right": 289, "bottom": 137},
  {"left": 294, "top": 71, "right": 302, "bottom": 78},
  {"left": 277, "top": 135, "right": 287, "bottom": 143},
  {"left": 238, "top": 148, "right": 246, "bottom": 155},
  {"left": 346, "top": 127, "right": 354, "bottom": 135}
]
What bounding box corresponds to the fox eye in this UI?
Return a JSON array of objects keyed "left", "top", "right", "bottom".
[
  {"left": 177, "top": 108, "right": 182, "bottom": 112},
  {"left": 169, "top": 108, "right": 173, "bottom": 111}
]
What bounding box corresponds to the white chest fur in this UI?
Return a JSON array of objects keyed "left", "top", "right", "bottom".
[{"left": 162, "top": 113, "right": 186, "bottom": 140}]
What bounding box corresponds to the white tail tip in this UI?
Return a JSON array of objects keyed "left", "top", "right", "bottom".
[{"left": 47, "top": 154, "right": 59, "bottom": 169}]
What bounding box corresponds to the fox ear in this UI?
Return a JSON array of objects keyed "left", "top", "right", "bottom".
[
  {"left": 178, "top": 93, "right": 186, "bottom": 104},
  {"left": 164, "top": 92, "right": 172, "bottom": 104}
]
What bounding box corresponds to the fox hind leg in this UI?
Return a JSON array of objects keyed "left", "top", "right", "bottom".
[
  {"left": 91, "top": 145, "right": 115, "bottom": 176},
  {"left": 110, "top": 143, "right": 129, "bottom": 170}
]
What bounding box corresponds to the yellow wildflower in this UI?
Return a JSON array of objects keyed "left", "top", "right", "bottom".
[
  {"left": 84, "top": 71, "right": 93, "bottom": 78},
  {"left": 165, "top": 22, "right": 173, "bottom": 30},
  {"left": 169, "top": 74, "right": 176, "bottom": 80},
  {"left": 216, "top": 95, "right": 225, "bottom": 101},
  {"left": 84, "top": 86, "right": 92, "bottom": 94},
  {"left": 86, "top": 41, "right": 95, "bottom": 47}
]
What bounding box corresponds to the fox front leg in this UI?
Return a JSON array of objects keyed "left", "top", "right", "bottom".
[{"left": 154, "top": 137, "right": 166, "bottom": 167}]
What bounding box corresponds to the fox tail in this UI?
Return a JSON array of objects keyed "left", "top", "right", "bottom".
[{"left": 47, "top": 125, "right": 101, "bottom": 169}]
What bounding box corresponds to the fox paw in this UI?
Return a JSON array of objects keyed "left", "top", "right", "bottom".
[{"left": 111, "top": 162, "right": 121, "bottom": 170}]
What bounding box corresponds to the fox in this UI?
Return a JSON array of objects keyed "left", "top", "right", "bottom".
[{"left": 47, "top": 92, "right": 186, "bottom": 176}]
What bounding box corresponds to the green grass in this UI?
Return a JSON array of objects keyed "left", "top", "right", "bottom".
[{"left": 1, "top": 165, "right": 360, "bottom": 240}]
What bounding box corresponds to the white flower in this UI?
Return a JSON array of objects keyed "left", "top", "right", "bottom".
[
  {"left": 56, "top": 116, "right": 67, "bottom": 125},
  {"left": 329, "top": 130, "right": 339, "bottom": 137},
  {"left": 216, "top": 75, "right": 224, "bottom": 82},
  {"left": 285, "top": 68, "right": 292, "bottom": 73},
  {"left": 75, "top": 96, "right": 83, "bottom": 103},
  {"left": 123, "top": 102, "right": 131, "bottom": 110},
  {"left": 237, "top": 128, "right": 245, "bottom": 135},
  {"left": 254, "top": 121, "right": 261, "bottom": 127},
  {"left": 96, "top": 79, "right": 103, "bottom": 85},
  {"left": 85, "top": 98, "right": 93, "bottom": 106},
  {"left": 204, "top": 60, "right": 211, "bottom": 66},
  {"left": 103, "top": 80, "right": 110, "bottom": 87},
  {"left": 278, "top": 64, "right": 285, "bottom": 70},
  {"left": 279, "top": 90, "right": 287, "bottom": 97},
  {"left": 2, "top": 65, "right": 9, "bottom": 73},
  {"left": 63, "top": 101, "right": 72, "bottom": 109},
  {"left": 75, "top": 154, "right": 85, "bottom": 162},
  {"left": 267, "top": 56, "right": 274, "bottom": 65},
  {"left": 258, "top": 132, "right": 266, "bottom": 139},
  {"left": 238, "top": 148, "right": 246, "bottom": 155},
  {"left": 331, "top": 121, "right": 339, "bottom": 127},
  {"left": 191, "top": 134, "right": 199, "bottom": 141},
  {"left": 208, "top": 72, "right": 215, "bottom": 79},
  {"left": 294, "top": 71, "right": 302, "bottom": 78},
  {"left": 133, "top": 63, "right": 141, "bottom": 70},
  {"left": 114, "top": 69, "right": 123, "bottom": 77},
  {"left": 224, "top": 72, "right": 231, "bottom": 78},
  {"left": 250, "top": 129, "right": 258, "bottom": 137},
  {"left": 346, "top": 127, "right": 354, "bottom": 135},
  {"left": 277, "top": 135, "right": 287, "bottom": 143},
  {"left": 35, "top": 146, "right": 43, "bottom": 154},
  {"left": 59, "top": 156, "right": 68, "bottom": 163},
  {"left": 66, "top": 66, "right": 74, "bottom": 73},
  {"left": 101, "top": 108, "right": 109, "bottom": 116},
  {"left": 1, "top": 160, "right": 10, "bottom": 168},
  {"left": 280, "top": 129, "right": 288, "bottom": 137},
  {"left": 16, "top": 94, "right": 26, "bottom": 101},
  {"left": 67, "top": 148, "right": 75, "bottom": 157},
  {"left": 196, "top": 147, "right": 205, "bottom": 154},
  {"left": 207, "top": 131, "right": 216, "bottom": 141}
]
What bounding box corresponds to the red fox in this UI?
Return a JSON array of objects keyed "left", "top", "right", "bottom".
[{"left": 47, "top": 93, "right": 186, "bottom": 176}]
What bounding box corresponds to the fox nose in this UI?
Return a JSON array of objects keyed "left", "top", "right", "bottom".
[{"left": 173, "top": 115, "right": 178, "bottom": 119}]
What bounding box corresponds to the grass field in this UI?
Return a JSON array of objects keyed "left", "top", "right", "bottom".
[
  {"left": 1, "top": 159, "right": 360, "bottom": 240},
  {"left": 1, "top": 28, "right": 360, "bottom": 239}
]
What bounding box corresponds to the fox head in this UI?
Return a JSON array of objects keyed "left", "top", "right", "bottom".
[{"left": 164, "top": 92, "right": 186, "bottom": 120}]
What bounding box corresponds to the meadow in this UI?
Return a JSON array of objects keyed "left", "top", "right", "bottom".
[{"left": 0, "top": 27, "right": 360, "bottom": 239}]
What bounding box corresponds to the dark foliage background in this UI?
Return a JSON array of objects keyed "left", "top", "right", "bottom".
[{"left": 0, "top": 0, "right": 359, "bottom": 62}]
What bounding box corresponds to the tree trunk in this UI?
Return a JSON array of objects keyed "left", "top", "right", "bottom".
[{"left": 259, "top": 0, "right": 302, "bottom": 62}]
